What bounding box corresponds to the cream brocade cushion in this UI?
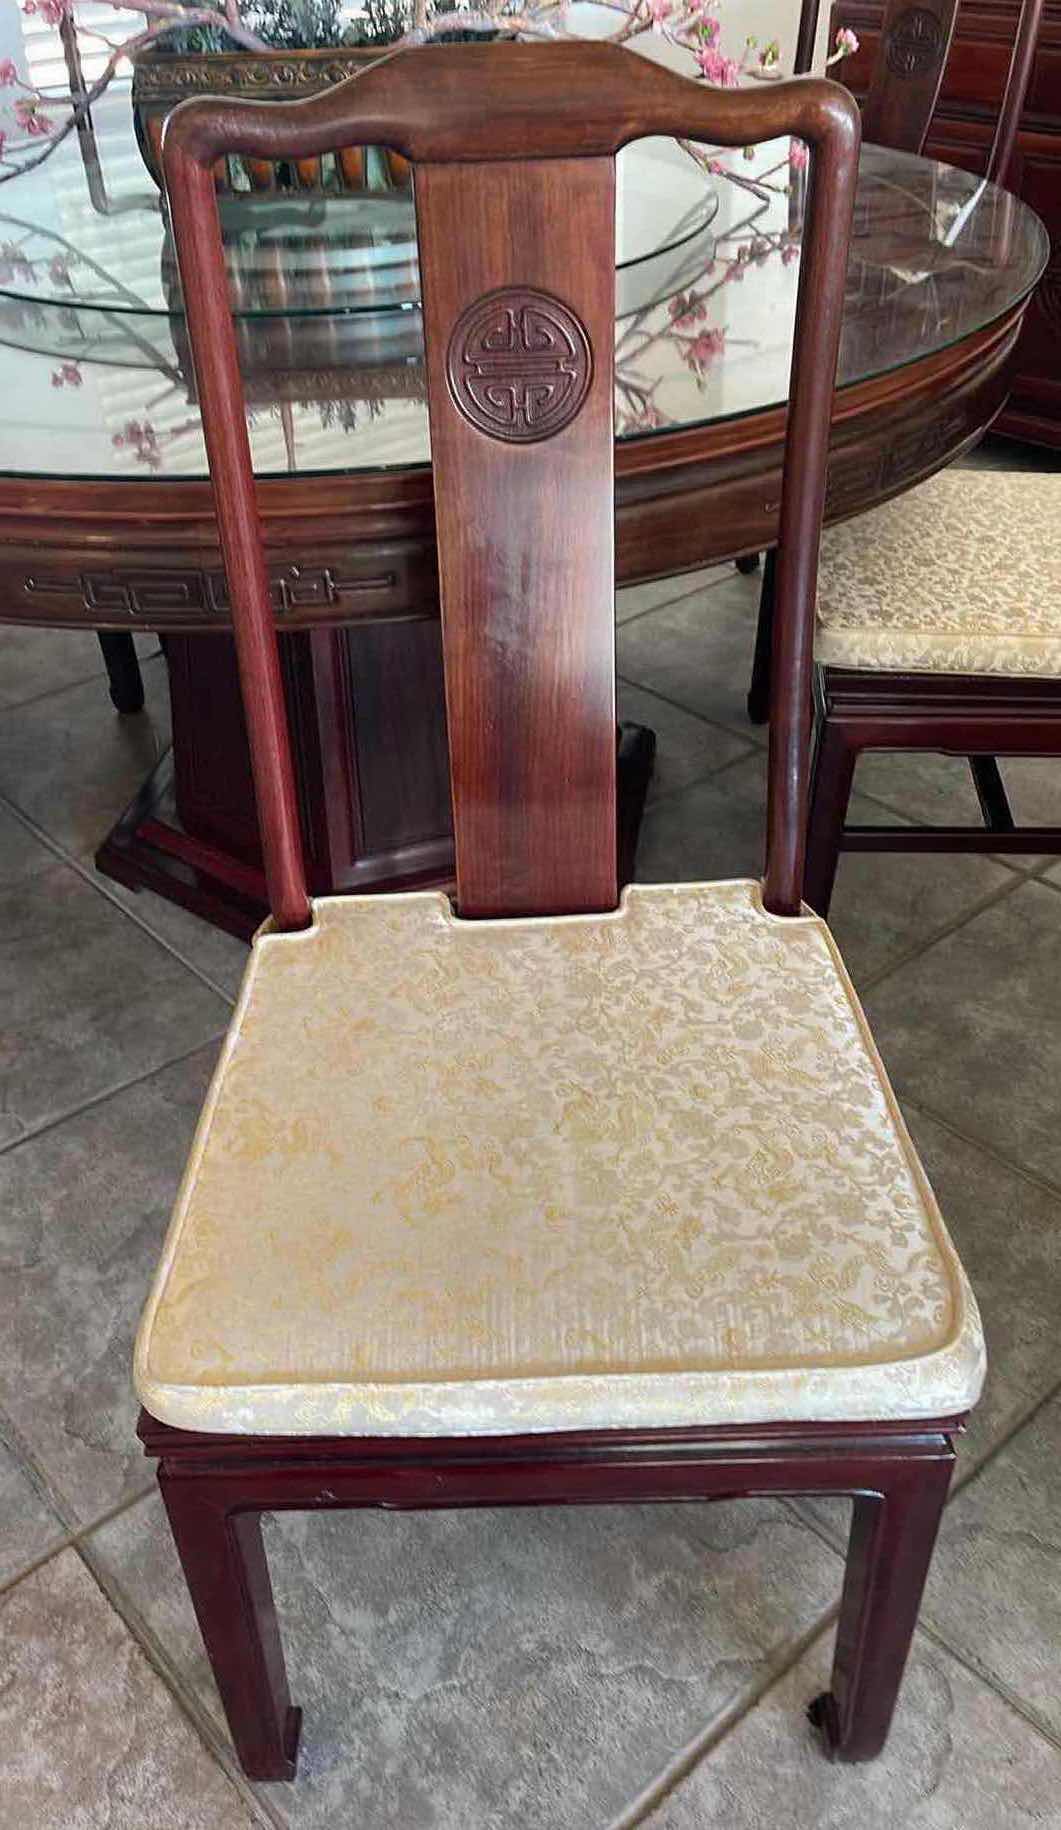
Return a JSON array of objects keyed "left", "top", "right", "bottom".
[
  {"left": 816, "top": 469, "right": 1061, "bottom": 677},
  {"left": 134, "top": 882, "right": 985, "bottom": 1436}
]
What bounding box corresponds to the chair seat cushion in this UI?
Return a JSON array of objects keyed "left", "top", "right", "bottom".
[
  {"left": 134, "top": 882, "right": 984, "bottom": 1437},
  {"left": 816, "top": 469, "right": 1061, "bottom": 677}
]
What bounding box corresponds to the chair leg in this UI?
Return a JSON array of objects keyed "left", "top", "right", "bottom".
[
  {"left": 97, "top": 631, "right": 145, "bottom": 715},
  {"left": 746, "top": 549, "right": 776, "bottom": 724},
  {"left": 970, "top": 754, "right": 1016, "bottom": 832},
  {"left": 804, "top": 707, "right": 857, "bottom": 918},
  {"left": 158, "top": 1470, "right": 301, "bottom": 1781},
  {"left": 810, "top": 1452, "right": 953, "bottom": 1762}
]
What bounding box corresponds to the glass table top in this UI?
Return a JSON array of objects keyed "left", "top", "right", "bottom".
[{"left": 0, "top": 86, "right": 1047, "bottom": 482}]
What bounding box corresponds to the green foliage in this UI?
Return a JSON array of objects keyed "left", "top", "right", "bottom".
[{"left": 150, "top": 0, "right": 500, "bottom": 55}]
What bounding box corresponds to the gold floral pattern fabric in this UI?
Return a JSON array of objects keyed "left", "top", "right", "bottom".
[
  {"left": 134, "top": 882, "right": 985, "bottom": 1436},
  {"left": 816, "top": 470, "right": 1061, "bottom": 676}
]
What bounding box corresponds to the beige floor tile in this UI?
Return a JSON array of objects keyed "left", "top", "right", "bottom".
[
  {"left": 616, "top": 565, "right": 731, "bottom": 625},
  {"left": 864, "top": 879, "right": 1061, "bottom": 1190},
  {"left": 0, "top": 862, "right": 227, "bottom": 1148},
  {"left": 0, "top": 1437, "right": 65, "bottom": 1586},
  {"left": 0, "top": 627, "right": 108, "bottom": 711},
  {"left": 642, "top": 1630, "right": 1061, "bottom": 1828},
  {"left": 0, "top": 1047, "right": 218, "bottom": 1524},
  {"left": 617, "top": 570, "right": 763, "bottom": 739},
  {"left": 90, "top": 1488, "right": 843, "bottom": 1829},
  {"left": 0, "top": 655, "right": 170, "bottom": 861},
  {"left": 0, "top": 802, "right": 56, "bottom": 888},
  {"left": 923, "top": 1394, "right": 1061, "bottom": 1743},
  {"left": 905, "top": 1108, "right": 1061, "bottom": 1476},
  {"left": 0, "top": 1549, "right": 258, "bottom": 1829},
  {"left": 99, "top": 875, "right": 250, "bottom": 1002},
  {"left": 618, "top": 678, "right": 753, "bottom": 798}
]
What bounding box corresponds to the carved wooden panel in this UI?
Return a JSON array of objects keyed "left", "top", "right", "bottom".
[
  {"left": 445, "top": 287, "right": 593, "bottom": 444},
  {"left": 833, "top": 0, "right": 1061, "bottom": 446}
]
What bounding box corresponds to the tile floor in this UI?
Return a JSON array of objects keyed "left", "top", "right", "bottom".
[{"left": 4, "top": 443, "right": 1061, "bottom": 1826}]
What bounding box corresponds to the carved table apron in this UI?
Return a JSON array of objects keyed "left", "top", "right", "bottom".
[{"left": 0, "top": 304, "right": 1027, "bottom": 935}]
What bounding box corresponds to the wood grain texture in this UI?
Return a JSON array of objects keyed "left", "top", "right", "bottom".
[
  {"left": 163, "top": 40, "right": 860, "bottom": 923},
  {"left": 415, "top": 159, "right": 617, "bottom": 916},
  {"left": 860, "top": 0, "right": 961, "bottom": 152}
]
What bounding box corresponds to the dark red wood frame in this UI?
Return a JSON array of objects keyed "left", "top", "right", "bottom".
[
  {"left": 795, "top": 0, "right": 1042, "bottom": 181},
  {"left": 750, "top": 0, "right": 1053, "bottom": 905},
  {"left": 137, "top": 42, "right": 965, "bottom": 1783}
]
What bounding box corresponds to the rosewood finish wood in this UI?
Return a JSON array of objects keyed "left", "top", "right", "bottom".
[
  {"left": 414, "top": 159, "right": 618, "bottom": 916},
  {"left": 138, "top": 42, "right": 956, "bottom": 1785},
  {"left": 804, "top": 669, "right": 1061, "bottom": 914},
  {"left": 162, "top": 40, "right": 860, "bottom": 922},
  {"left": 860, "top": 0, "right": 961, "bottom": 153},
  {"left": 140, "top": 1409, "right": 961, "bottom": 1777}
]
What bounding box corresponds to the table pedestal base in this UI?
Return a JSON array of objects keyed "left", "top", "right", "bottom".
[{"left": 94, "top": 633, "right": 656, "bottom": 937}]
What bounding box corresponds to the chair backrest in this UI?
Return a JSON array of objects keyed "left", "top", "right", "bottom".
[
  {"left": 162, "top": 42, "right": 859, "bottom": 930},
  {"left": 801, "top": 0, "right": 1043, "bottom": 179}
]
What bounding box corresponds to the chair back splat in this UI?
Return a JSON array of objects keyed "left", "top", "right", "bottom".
[
  {"left": 829, "top": 0, "right": 1044, "bottom": 172},
  {"left": 161, "top": 42, "right": 860, "bottom": 926}
]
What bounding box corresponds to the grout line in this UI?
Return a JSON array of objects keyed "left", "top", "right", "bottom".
[
  {"left": 840, "top": 772, "right": 1060, "bottom": 882},
  {"left": 1, "top": 668, "right": 115, "bottom": 715},
  {"left": 616, "top": 671, "right": 765, "bottom": 761},
  {"left": 948, "top": 1375, "right": 1061, "bottom": 1504},
  {"left": 0, "top": 1528, "right": 77, "bottom": 1599},
  {"left": 0, "top": 1386, "right": 159, "bottom": 1597},
  {"left": 0, "top": 790, "right": 239, "bottom": 1008},
  {"left": 615, "top": 567, "right": 742, "bottom": 632},
  {"left": 76, "top": 1530, "right": 286, "bottom": 1830},
  {"left": 902, "top": 1095, "right": 1061, "bottom": 1208},
  {"left": 607, "top": 1605, "right": 839, "bottom": 1829},
  {"left": 0, "top": 1028, "right": 228, "bottom": 1160},
  {"left": 917, "top": 1619, "right": 1061, "bottom": 1756},
  {"left": 852, "top": 868, "right": 1030, "bottom": 997},
  {"left": 615, "top": 666, "right": 768, "bottom": 752}
]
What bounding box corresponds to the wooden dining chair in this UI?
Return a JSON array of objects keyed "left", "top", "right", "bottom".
[
  {"left": 784, "top": 0, "right": 1055, "bottom": 914},
  {"left": 133, "top": 43, "right": 985, "bottom": 1785},
  {"left": 746, "top": 0, "right": 1046, "bottom": 731}
]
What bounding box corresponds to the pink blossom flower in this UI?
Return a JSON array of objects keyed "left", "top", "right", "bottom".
[
  {"left": 646, "top": 0, "right": 670, "bottom": 30},
  {"left": 781, "top": 237, "right": 801, "bottom": 265},
  {"left": 667, "top": 290, "right": 707, "bottom": 328},
  {"left": 48, "top": 253, "right": 71, "bottom": 287},
  {"left": 23, "top": 0, "right": 69, "bottom": 22},
  {"left": 50, "top": 361, "right": 81, "bottom": 388},
  {"left": 14, "top": 97, "right": 52, "bottom": 137},
  {"left": 834, "top": 26, "right": 859, "bottom": 56},
  {"left": 113, "top": 419, "right": 161, "bottom": 468},
  {"left": 0, "top": 59, "right": 18, "bottom": 87},
  {"left": 789, "top": 138, "right": 809, "bottom": 171},
  {"left": 696, "top": 46, "right": 741, "bottom": 86},
  {"left": 684, "top": 327, "right": 726, "bottom": 374}
]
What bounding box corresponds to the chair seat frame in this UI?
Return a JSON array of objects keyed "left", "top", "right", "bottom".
[
  {"left": 139, "top": 1408, "right": 962, "bottom": 1777},
  {"left": 805, "top": 666, "right": 1061, "bottom": 914}
]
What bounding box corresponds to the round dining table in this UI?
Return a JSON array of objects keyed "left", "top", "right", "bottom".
[{"left": 0, "top": 90, "right": 1048, "bottom": 934}]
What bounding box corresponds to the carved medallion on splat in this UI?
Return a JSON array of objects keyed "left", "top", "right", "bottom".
[
  {"left": 885, "top": 6, "right": 946, "bottom": 78},
  {"left": 446, "top": 287, "right": 593, "bottom": 444}
]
